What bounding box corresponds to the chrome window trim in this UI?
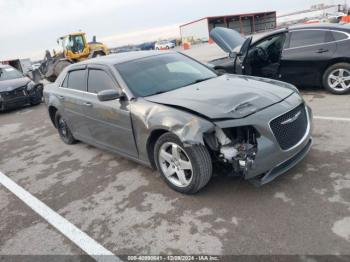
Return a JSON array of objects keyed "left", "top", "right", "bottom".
[
  {"left": 58, "top": 68, "right": 131, "bottom": 100},
  {"left": 284, "top": 28, "right": 350, "bottom": 50}
]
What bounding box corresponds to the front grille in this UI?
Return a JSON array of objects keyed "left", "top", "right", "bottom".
[
  {"left": 270, "top": 104, "right": 308, "bottom": 150},
  {"left": 2, "top": 87, "right": 26, "bottom": 100}
]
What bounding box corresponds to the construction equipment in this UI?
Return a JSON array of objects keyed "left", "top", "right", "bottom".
[{"left": 37, "top": 32, "right": 109, "bottom": 82}]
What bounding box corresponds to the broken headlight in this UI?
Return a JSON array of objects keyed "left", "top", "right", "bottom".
[
  {"left": 26, "top": 81, "right": 35, "bottom": 92},
  {"left": 206, "top": 126, "right": 259, "bottom": 175}
]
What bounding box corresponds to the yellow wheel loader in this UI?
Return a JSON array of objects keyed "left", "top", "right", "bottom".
[{"left": 37, "top": 32, "right": 109, "bottom": 82}]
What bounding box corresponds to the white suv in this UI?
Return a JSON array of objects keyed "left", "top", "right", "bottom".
[{"left": 154, "top": 40, "right": 175, "bottom": 50}]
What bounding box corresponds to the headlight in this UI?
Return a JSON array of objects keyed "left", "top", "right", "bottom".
[{"left": 26, "top": 81, "right": 35, "bottom": 91}]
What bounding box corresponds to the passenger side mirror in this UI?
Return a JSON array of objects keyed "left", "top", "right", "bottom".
[
  {"left": 97, "top": 89, "right": 123, "bottom": 101},
  {"left": 229, "top": 52, "right": 237, "bottom": 58}
]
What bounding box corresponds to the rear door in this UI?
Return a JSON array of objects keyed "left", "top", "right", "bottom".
[
  {"left": 279, "top": 29, "right": 337, "bottom": 86},
  {"left": 84, "top": 65, "right": 138, "bottom": 157},
  {"left": 60, "top": 66, "right": 92, "bottom": 140}
]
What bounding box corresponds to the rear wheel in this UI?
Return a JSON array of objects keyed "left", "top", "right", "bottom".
[
  {"left": 54, "top": 112, "right": 77, "bottom": 145},
  {"left": 93, "top": 52, "right": 105, "bottom": 58},
  {"left": 154, "top": 133, "right": 212, "bottom": 194},
  {"left": 323, "top": 63, "right": 350, "bottom": 95}
]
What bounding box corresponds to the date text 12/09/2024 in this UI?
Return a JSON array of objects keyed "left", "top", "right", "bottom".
[{"left": 127, "top": 255, "right": 220, "bottom": 261}]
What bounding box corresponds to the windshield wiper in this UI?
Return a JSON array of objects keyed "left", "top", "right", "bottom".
[
  {"left": 194, "top": 77, "right": 215, "bottom": 84},
  {"left": 182, "top": 77, "right": 215, "bottom": 87}
]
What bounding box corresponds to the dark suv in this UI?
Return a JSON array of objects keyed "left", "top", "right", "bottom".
[{"left": 210, "top": 23, "right": 350, "bottom": 94}]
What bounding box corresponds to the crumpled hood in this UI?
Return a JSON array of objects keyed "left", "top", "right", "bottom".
[
  {"left": 0, "top": 77, "right": 30, "bottom": 92},
  {"left": 145, "top": 75, "right": 295, "bottom": 119}
]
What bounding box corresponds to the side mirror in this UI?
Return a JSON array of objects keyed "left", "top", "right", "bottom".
[
  {"left": 229, "top": 52, "right": 237, "bottom": 58},
  {"left": 97, "top": 89, "right": 123, "bottom": 101}
]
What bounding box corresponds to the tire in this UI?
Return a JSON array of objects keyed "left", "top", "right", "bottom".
[
  {"left": 154, "top": 132, "right": 212, "bottom": 194},
  {"left": 323, "top": 63, "right": 350, "bottom": 95},
  {"left": 166, "top": 46, "right": 170, "bottom": 49},
  {"left": 54, "top": 112, "right": 77, "bottom": 145},
  {"left": 93, "top": 52, "right": 105, "bottom": 58}
]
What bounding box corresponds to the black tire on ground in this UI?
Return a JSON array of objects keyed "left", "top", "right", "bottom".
[
  {"left": 92, "top": 51, "right": 105, "bottom": 58},
  {"left": 166, "top": 46, "right": 170, "bottom": 49},
  {"left": 54, "top": 112, "right": 77, "bottom": 145},
  {"left": 322, "top": 62, "right": 350, "bottom": 95},
  {"left": 154, "top": 132, "right": 212, "bottom": 194},
  {"left": 46, "top": 75, "right": 57, "bottom": 83}
]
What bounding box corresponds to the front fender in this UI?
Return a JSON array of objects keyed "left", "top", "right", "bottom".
[{"left": 130, "top": 99, "right": 215, "bottom": 163}]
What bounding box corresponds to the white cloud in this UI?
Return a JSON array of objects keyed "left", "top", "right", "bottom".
[{"left": 0, "top": 0, "right": 141, "bottom": 38}]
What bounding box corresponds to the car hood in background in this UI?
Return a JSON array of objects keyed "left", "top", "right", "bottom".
[
  {"left": 210, "top": 27, "right": 249, "bottom": 53},
  {"left": 145, "top": 75, "right": 295, "bottom": 120},
  {"left": 0, "top": 77, "right": 30, "bottom": 92}
]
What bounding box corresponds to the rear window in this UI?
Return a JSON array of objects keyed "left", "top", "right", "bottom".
[
  {"left": 332, "top": 31, "right": 348, "bottom": 41},
  {"left": 67, "top": 70, "right": 86, "bottom": 91},
  {"left": 289, "top": 30, "right": 329, "bottom": 48}
]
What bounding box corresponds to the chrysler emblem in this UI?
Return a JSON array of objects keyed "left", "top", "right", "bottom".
[{"left": 281, "top": 111, "right": 301, "bottom": 125}]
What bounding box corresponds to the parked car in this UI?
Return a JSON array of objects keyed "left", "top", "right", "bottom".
[
  {"left": 155, "top": 40, "right": 175, "bottom": 50},
  {"left": 210, "top": 23, "right": 350, "bottom": 95},
  {"left": 137, "top": 41, "right": 156, "bottom": 50},
  {"left": 44, "top": 51, "right": 312, "bottom": 194},
  {"left": 0, "top": 64, "right": 43, "bottom": 111}
]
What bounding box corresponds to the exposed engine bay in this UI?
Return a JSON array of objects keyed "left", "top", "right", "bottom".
[{"left": 204, "top": 126, "right": 259, "bottom": 176}]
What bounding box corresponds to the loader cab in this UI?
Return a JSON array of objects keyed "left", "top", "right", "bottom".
[{"left": 60, "top": 33, "right": 90, "bottom": 60}]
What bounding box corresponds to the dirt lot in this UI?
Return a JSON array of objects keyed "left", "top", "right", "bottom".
[{"left": 1, "top": 46, "right": 350, "bottom": 260}]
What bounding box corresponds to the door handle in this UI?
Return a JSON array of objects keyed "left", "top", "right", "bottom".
[
  {"left": 83, "top": 102, "right": 93, "bottom": 107},
  {"left": 317, "top": 49, "right": 329, "bottom": 53},
  {"left": 58, "top": 95, "right": 65, "bottom": 100}
]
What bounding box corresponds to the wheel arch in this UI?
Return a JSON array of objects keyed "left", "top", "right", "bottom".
[
  {"left": 146, "top": 129, "right": 169, "bottom": 168},
  {"left": 322, "top": 58, "right": 350, "bottom": 79},
  {"left": 48, "top": 106, "right": 58, "bottom": 128}
]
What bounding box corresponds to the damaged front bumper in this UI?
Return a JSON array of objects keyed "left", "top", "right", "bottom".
[
  {"left": 0, "top": 96, "right": 30, "bottom": 111},
  {"left": 213, "top": 93, "right": 313, "bottom": 185}
]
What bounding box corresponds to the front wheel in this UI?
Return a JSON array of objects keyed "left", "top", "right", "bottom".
[
  {"left": 323, "top": 63, "right": 350, "bottom": 95},
  {"left": 154, "top": 133, "right": 212, "bottom": 194}
]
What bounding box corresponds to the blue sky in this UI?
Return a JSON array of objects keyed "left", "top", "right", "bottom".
[{"left": 0, "top": 0, "right": 337, "bottom": 60}]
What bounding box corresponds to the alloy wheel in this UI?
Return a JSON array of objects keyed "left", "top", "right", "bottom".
[
  {"left": 158, "top": 142, "right": 193, "bottom": 187},
  {"left": 328, "top": 68, "right": 350, "bottom": 91}
]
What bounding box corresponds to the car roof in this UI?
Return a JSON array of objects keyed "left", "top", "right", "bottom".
[
  {"left": 289, "top": 23, "right": 350, "bottom": 31},
  {"left": 253, "top": 23, "right": 350, "bottom": 42},
  {"left": 71, "top": 50, "right": 176, "bottom": 68}
]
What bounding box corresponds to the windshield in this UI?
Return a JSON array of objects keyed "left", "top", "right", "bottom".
[
  {"left": 115, "top": 53, "right": 217, "bottom": 97},
  {"left": 0, "top": 66, "right": 23, "bottom": 81}
]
